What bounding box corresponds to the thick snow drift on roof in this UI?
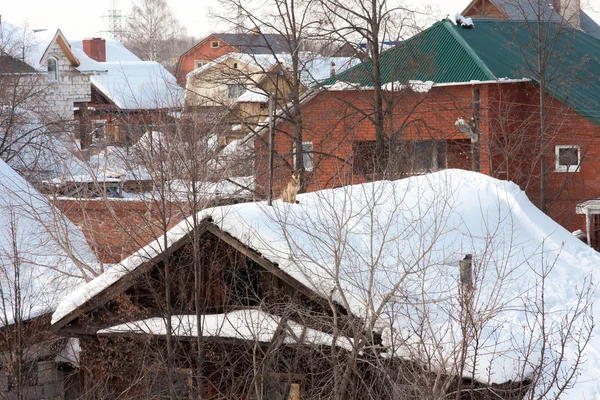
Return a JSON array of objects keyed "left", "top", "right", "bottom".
[
  {"left": 70, "top": 39, "right": 141, "bottom": 63},
  {"left": 98, "top": 309, "right": 352, "bottom": 349},
  {"left": 0, "top": 160, "right": 98, "bottom": 326},
  {"left": 52, "top": 170, "right": 600, "bottom": 397},
  {"left": 90, "top": 61, "right": 182, "bottom": 110}
]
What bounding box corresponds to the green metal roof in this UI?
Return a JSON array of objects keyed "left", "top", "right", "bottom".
[{"left": 323, "top": 20, "right": 600, "bottom": 125}]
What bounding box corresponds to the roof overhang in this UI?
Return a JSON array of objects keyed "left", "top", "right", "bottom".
[{"left": 39, "top": 29, "right": 80, "bottom": 68}]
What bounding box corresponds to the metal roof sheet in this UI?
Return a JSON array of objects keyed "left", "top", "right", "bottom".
[{"left": 323, "top": 19, "right": 600, "bottom": 125}]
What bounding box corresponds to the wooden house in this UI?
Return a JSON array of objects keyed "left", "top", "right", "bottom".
[{"left": 47, "top": 178, "right": 552, "bottom": 399}]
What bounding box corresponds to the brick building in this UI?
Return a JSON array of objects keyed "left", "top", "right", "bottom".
[
  {"left": 254, "top": 19, "right": 600, "bottom": 244},
  {"left": 175, "top": 32, "right": 289, "bottom": 86}
]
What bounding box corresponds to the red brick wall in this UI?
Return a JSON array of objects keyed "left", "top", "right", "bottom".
[
  {"left": 54, "top": 199, "right": 187, "bottom": 263},
  {"left": 256, "top": 83, "right": 600, "bottom": 234},
  {"left": 176, "top": 35, "right": 239, "bottom": 86},
  {"left": 256, "top": 87, "right": 478, "bottom": 196}
]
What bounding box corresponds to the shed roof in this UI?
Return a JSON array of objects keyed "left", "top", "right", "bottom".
[
  {"left": 0, "top": 51, "right": 37, "bottom": 74},
  {"left": 214, "top": 32, "right": 290, "bottom": 54},
  {"left": 322, "top": 19, "right": 600, "bottom": 125}
]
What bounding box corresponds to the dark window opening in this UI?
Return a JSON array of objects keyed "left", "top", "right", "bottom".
[
  {"left": 222, "top": 256, "right": 260, "bottom": 307},
  {"left": 352, "top": 140, "right": 447, "bottom": 176}
]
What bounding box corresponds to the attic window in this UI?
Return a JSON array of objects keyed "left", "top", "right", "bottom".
[
  {"left": 47, "top": 57, "right": 58, "bottom": 81},
  {"left": 211, "top": 41, "right": 220, "bottom": 48},
  {"left": 555, "top": 145, "right": 580, "bottom": 172}
]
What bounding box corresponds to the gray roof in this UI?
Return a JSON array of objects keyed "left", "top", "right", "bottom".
[
  {"left": 214, "top": 33, "right": 289, "bottom": 54},
  {"left": 470, "top": 0, "right": 600, "bottom": 40},
  {"left": 0, "top": 51, "right": 37, "bottom": 74}
]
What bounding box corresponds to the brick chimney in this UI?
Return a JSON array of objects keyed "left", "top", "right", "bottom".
[
  {"left": 553, "top": 0, "right": 581, "bottom": 29},
  {"left": 82, "top": 38, "right": 106, "bottom": 62}
]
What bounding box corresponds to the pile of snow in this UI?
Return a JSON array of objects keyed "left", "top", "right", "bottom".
[
  {"left": 98, "top": 309, "right": 352, "bottom": 350},
  {"left": 381, "top": 80, "right": 435, "bottom": 93},
  {"left": 0, "top": 160, "right": 98, "bottom": 326},
  {"left": 166, "top": 176, "right": 255, "bottom": 201},
  {"left": 236, "top": 88, "right": 269, "bottom": 103},
  {"left": 89, "top": 61, "right": 183, "bottom": 110},
  {"left": 52, "top": 170, "right": 600, "bottom": 397},
  {"left": 46, "top": 145, "right": 152, "bottom": 185},
  {"left": 455, "top": 13, "right": 475, "bottom": 28}
]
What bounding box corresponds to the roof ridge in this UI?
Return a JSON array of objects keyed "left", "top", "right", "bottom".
[{"left": 443, "top": 21, "right": 497, "bottom": 80}]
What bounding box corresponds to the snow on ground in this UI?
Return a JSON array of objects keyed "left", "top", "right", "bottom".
[
  {"left": 52, "top": 170, "right": 600, "bottom": 397},
  {"left": 98, "top": 309, "right": 352, "bottom": 350},
  {"left": 0, "top": 159, "right": 99, "bottom": 326}
]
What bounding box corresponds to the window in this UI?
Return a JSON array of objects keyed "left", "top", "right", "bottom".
[
  {"left": 555, "top": 145, "right": 580, "bottom": 172},
  {"left": 227, "top": 84, "right": 246, "bottom": 99},
  {"left": 352, "top": 140, "right": 447, "bottom": 176},
  {"left": 233, "top": 62, "right": 238, "bottom": 69},
  {"left": 92, "top": 120, "right": 106, "bottom": 140},
  {"left": 194, "top": 60, "right": 206, "bottom": 69},
  {"left": 352, "top": 141, "right": 378, "bottom": 175},
  {"left": 47, "top": 57, "right": 58, "bottom": 81},
  {"left": 264, "top": 381, "right": 301, "bottom": 400},
  {"left": 211, "top": 41, "right": 220, "bottom": 48},
  {"left": 293, "top": 141, "right": 314, "bottom": 172}
]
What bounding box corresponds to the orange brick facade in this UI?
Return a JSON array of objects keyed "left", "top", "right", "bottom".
[
  {"left": 54, "top": 199, "right": 187, "bottom": 263},
  {"left": 255, "top": 83, "right": 600, "bottom": 235},
  {"left": 175, "top": 35, "right": 239, "bottom": 86}
]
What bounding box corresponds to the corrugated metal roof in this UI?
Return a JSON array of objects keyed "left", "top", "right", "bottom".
[
  {"left": 214, "top": 33, "right": 290, "bottom": 54},
  {"left": 323, "top": 19, "right": 600, "bottom": 126},
  {"left": 456, "top": 20, "right": 600, "bottom": 125},
  {"left": 321, "top": 21, "right": 495, "bottom": 87}
]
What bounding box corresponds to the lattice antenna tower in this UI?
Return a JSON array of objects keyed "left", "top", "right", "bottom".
[{"left": 104, "top": 0, "right": 125, "bottom": 40}]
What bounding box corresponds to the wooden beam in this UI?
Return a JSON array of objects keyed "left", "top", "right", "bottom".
[
  {"left": 52, "top": 221, "right": 211, "bottom": 333},
  {"left": 206, "top": 224, "right": 331, "bottom": 310},
  {"left": 56, "top": 35, "right": 80, "bottom": 67}
]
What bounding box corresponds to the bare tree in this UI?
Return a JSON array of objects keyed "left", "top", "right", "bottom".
[{"left": 125, "top": 0, "right": 187, "bottom": 62}]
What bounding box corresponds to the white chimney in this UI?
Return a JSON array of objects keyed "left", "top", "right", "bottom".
[{"left": 554, "top": 0, "right": 581, "bottom": 29}]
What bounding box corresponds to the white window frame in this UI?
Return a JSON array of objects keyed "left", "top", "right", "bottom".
[
  {"left": 47, "top": 57, "right": 58, "bottom": 81},
  {"left": 194, "top": 60, "right": 206, "bottom": 69},
  {"left": 555, "top": 145, "right": 580, "bottom": 172},
  {"left": 211, "top": 41, "right": 220, "bottom": 48},
  {"left": 293, "top": 141, "right": 314, "bottom": 172}
]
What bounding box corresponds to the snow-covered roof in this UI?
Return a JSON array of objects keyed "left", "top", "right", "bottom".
[
  {"left": 88, "top": 61, "right": 182, "bottom": 110},
  {"left": 51, "top": 169, "right": 600, "bottom": 396},
  {"left": 0, "top": 159, "right": 98, "bottom": 326},
  {"left": 98, "top": 309, "right": 352, "bottom": 349},
  {"left": 236, "top": 88, "right": 269, "bottom": 103},
  {"left": 187, "top": 52, "right": 360, "bottom": 86},
  {"left": 1, "top": 23, "right": 183, "bottom": 110}
]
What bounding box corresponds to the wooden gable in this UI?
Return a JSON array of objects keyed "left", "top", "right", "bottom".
[
  {"left": 462, "top": 0, "right": 507, "bottom": 19},
  {"left": 53, "top": 221, "right": 337, "bottom": 336}
]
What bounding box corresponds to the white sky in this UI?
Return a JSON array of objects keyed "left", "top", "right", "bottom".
[{"left": 1, "top": 0, "right": 599, "bottom": 40}]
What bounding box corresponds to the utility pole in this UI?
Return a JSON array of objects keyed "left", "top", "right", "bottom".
[
  {"left": 471, "top": 88, "right": 481, "bottom": 172},
  {"left": 267, "top": 91, "right": 275, "bottom": 206}
]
